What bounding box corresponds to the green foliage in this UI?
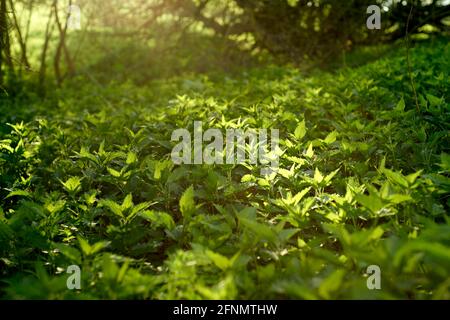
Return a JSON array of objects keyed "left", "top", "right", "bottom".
[{"left": 0, "top": 40, "right": 449, "bottom": 300}]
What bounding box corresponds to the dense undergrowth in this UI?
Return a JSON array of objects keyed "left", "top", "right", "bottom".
[{"left": 0, "top": 39, "right": 449, "bottom": 299}]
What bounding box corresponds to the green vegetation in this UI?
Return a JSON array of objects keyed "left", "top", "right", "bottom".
[
  {"left": 1, "top": 37, "right": 449, "bottom": 299},
  {"left": 1, "top": 0, "right": 449, "bottom": 300}
]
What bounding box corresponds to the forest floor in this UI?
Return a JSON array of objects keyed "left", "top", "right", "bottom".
[{"left": 0, "top": 39, "right": 449, "bottom": 299}]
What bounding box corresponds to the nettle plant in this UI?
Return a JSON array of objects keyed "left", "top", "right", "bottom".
[
  {"left": 171, "top": 121, "right": 280, "bottom": 175},
  {"left": 0, "top": 40, "right": 449, "bottom": 299}
]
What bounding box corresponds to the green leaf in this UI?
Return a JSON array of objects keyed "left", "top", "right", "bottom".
[
  {"left": 406, "top": 170, "right": 423, "bottom": 185},
  {"left": 241, "top": 174, "right": 256, "bottom": 183},
  {"left": 395, "top": 97, "right": 405, "bottom": 112},
  {"left": 45, "top": 200, "right": 66, "bottom": 215},
  {"left": 314, "top": 168, "right": 324, "bottom": 184},
  {"left": 324, "top": 168, "right": 340, "bottom": 185},
  {"left": 126, "top": 151, "right": 137, "bottom": 164},
  {"left": 305, "top": 142, "right": 314, "bottom": 158},
  {"left": 5, "top": 190, "right": 32, "bottom": 199},
  {"left": 238, "top": 216, "right": 277, "bottom": 243},
  {"left": 54, "top": 243, "right": 81, "bottom": 263},
  {"left": 77, "top": 237, "right": 109, "bottom": 256},
  {"left": 61, "top": 177, "right": 82, "bottom": 194},
  {"left": 180, "top": 186, "right": 195, "bottom": 219},
  {"left": 292, "top": 187, "right": 311, "bottom": 205},
  {"left": 140, "top": 210, "right": 175, "bottom": 230},
  {"left": 318, "top": 270, "right": 346, "bottom": 299},
  {"left": 99, "top": 199, "right": 124, "bottom": 218},
  {"left": 278, "top": 228, "right": 299, "bottom": 242},
  {"left": 78, "top": 237, "right": 92, "bottom": 256},
  {"left": 121, "top": 193, "right": 134, "bottom": 211},
  {"left": 426, "top": 94, "right": 442, "bottom": 108},
  {"left": 439, "top": 153, "right": 450, "bottom": 172},
  {"left": 294, "top": 120, "right": 307, "bottom": 140},
  {"left": 127, "top": 202, "right": 153, "bottom": 222},
  {"left": 388, "top": 194, "right": 413, "bottom": 204},
  {"left": 206, "top": 250, "right": 231, "bottom": 271},
  {"left": 355, "top": 194, "right": 384, "bottom": 213},
  {"left": 323, "top": 130, "right": 338, "bottom": 144},
  {"left": 76, "top": 147, "right": 99, "bottom": 165},
  {"left": 237, "top": 207, "right": 257, "bottom": 220},
  {"left": 90, "top": 241, "right": 111, "bottom": 255},
  {"left": 382, "top": 168, "right": 409, "bottom": 188},
  {"left": 0, "top": 140, "right": 14, "bottom": 153},
  {"left": 107, "top": 167, "right": 121, "bottom": 178}
]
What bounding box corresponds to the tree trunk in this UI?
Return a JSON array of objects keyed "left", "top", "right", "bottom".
[
  {"left": 8, "top": 0, "right": 30, "bottom": 70},
  {"left": 38, "top": 7, "right": 54, "bottom": 95},
  {"left": 0, "top": 0, "right": 7, "bottom": 86},
  {"left": 54, "top": 0, "right": 75, "bottom": 86}
]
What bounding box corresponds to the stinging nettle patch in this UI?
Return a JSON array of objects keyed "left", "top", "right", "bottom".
[{"left": 171, "top": 121, "right": 280, "bottom": 175}]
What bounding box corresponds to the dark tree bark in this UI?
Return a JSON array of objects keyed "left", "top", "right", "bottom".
[
  {"left": 54, "top": 0, "right": 75, "bottom": 86},
  {"left": 8, "top": 0, "right": 31, "bottom": 71},
  {"left": 0, "top": 0, "right": 7, "bottom": 86},
  {"left": 38, "top": 7, "right": 54, "bottom": 95}
]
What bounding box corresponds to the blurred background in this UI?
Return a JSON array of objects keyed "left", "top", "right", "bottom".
[{"left": 0, "top": 0, "right": 448, "bottom": 94}]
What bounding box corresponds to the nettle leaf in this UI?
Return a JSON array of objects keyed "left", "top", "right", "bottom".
[
  {"left": 127, "top": 201, "right": 154, "bottom": 222},
  {"left": 99, "top": 199, "right": 124, "bottom": 218},
  {"left": 241, "top": 174, "right": 256, "bottom": 183},
  {"left": 180, "top": 186, "right": 196, "bottom": 219},
  {"left": 206, "top": 250, "right": 232, "bottom": 271},
  {"left": 61, "top": 177, "right": 82, "bottom": 194},
  {"left": 257, "top": 178, "right": 271, "bottom": 187},
  {"left": 314, "top": 168, "right": 324, "bottom": 184},
  {"left": 54, "top": 243, "right": 81, "bottom": 264},
  {"left": 78, "top": 236, "right": 110, "bottom": 256},
  {"left": 90, "top": 241, "right": 111, "bottom": 255},
  {"left": 126, "top": 151, "right": 137, "bottom": 165},
  {"left": 294, "top": 120, "right": 307, "bottom": 140},
  {"left": 45, "top": 200, "right": 66, "bottom": 215},
  {"left": 286, "top": 156, "right": 306, "bottom": 165},
  {"left": 324, "top": 168, "right": 340, "bottom": 185},
  {"left": 153, "top": 160, "right": 172, "bottom": 180},
  {"left": 382, "top": 168, "right": 409, "bottom": 188},
  {"left": 140, "top": 210, "right": 175, "bottom": 230},
  {"left": 355, "top": 194, "right": 385, "bottom": 213},
  {"left": 107, "top": 167, "right": 121, "bottom": 178},
  {"left": 406, "top": 170, "right": 423, "bottom": 185},
  {"left": 5, "top": 190, "right": 32, "bottom": 199},
  {"left": 76, "top": 147, "right": 99, "bottom": 165},
  {"left": 0, "top": 140, "right": 14, "bottom": 153},
  {"left": 237, "top": 211, "right": 277, "bottom": 243},
  {"left": 167, "top": 167, "right": 189, "bottom": 184},
  {"left": 304, "top": 142, "right": 314, "bottom": 158},
  {"left": 278, "top": 228, "right": 299, "bottom": 243},
  {"left": 323, "top": 130, "right": 338, "bottom": 145},
  {"left": 98, "top": 140, "right": 106, "bottom": 156},
  {"left": 395, "top": 97, "right": 405, "bottom": 112},
  {"left": 78, "top": 237, "right": 91, "bottom": 256},
  {"left": 368, "top": 226, "right": 385, "bottom": 241},
  {"left": 394, "top": 240, "right": 450, "bottom": 268},
  {"left": 388, "top": 194, "right": 413, "bottom": 204},
  {"left": 292, "top": 187, "right": 311, "bottom": 206},
  {"left": 278, "top": 165, "right": 296, "bottom": 179},
  {"left": 240, "top": 218, "right": 277, "bottom": 243},
  {"left": 121, "top": 193, "right": 134, "bottom": 211},
  {"left": 237, "top": 207, "right": 257, "bottom": 220},
  {"left": 439, "top": 153, "right": 450, "bottom": 172},
  {"left": 318, "top": 269, "right": 346, "bottom": 299},
  {"left": 426, "top": 93, "right": 443, "bottom": 108},
  {"left": 84, "top": 191, "right": 97, "bottom": 206}
]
